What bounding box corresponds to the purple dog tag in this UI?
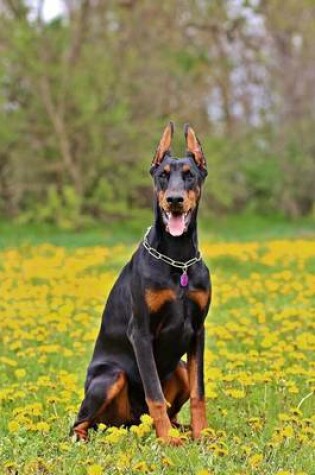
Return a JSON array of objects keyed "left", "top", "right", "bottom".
[{"left": 180, "top": 271, "right": 189, "bottom": 287}]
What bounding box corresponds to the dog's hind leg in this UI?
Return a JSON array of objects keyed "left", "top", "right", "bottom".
[{"left": 72, "top": 368, "right": 130, "bottom": 441}]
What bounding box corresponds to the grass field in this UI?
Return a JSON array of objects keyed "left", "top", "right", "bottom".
[{"left": 0, "top": 216, "right": 314, "bottom": 474}]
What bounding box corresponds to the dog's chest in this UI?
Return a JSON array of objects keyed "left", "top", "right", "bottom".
[
  {"left": 146, "top": 266, "right": 209, "bottom": 316},
  {"left": 144, "top": 263, "right": 210, "bottom": 354},
  {"left": 148, "top": 281, "right": 207, "bottom": 341},
  {"left": 148, "top": 287, "right": 200, "bottom": 370}
]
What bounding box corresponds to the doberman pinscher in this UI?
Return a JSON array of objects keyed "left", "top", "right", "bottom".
[{"left": 72, "top": 123, "right": 211, "bottom": 445}]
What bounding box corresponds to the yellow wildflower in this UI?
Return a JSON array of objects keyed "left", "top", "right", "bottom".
[
  {"left": 87, "top": 464, "right": 103, "bottom": 475},
  {"left": 8, "top": 420, "right": 20, "bottom": 433},
  {"left": 36, "top": 421, "right": 50, "bottom": 432},
  {"left": 14, "top": 368, "right": 26, "bottom": 378},
  {"left": 248, "top": 453, "right": 263, "bottom": 467}
]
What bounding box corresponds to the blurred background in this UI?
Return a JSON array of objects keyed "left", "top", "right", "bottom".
[{"left": 0, "top": 0, "right": 314, "bottom": 229}]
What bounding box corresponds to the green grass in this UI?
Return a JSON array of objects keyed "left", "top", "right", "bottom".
[
  {"left": 0, "top": 212, "right": 314, "bottom": 249},
  {"left": 0, "top": 215, "right": 314, "bottom": 474}
]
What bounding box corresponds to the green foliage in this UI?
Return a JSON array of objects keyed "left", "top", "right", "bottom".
[
  {"left": 18, "top": 185, "right": 83, "bottom": 230},
  {"left": 0, "top": 0, "right": 314, "bottom": 225}
]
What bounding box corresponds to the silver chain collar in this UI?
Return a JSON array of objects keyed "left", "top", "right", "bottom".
[{"left": 142, "top": 226, "right": 202, "bottom": 272}]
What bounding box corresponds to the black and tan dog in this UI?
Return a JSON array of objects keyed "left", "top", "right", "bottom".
[{"left": 73, "top": 123, "right": 211, "bottom": 445}]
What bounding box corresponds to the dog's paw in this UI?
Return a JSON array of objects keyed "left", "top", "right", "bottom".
[
  {"left": 158, "top": 435, "right": 184, "bottom": 446},
  {"left": 157, "top": 426, "right": 186, "bottom": 446},
  {"left": 71, "top": 422, "right": 89, "bottom": 443}
]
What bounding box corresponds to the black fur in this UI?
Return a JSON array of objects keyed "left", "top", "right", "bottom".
[{"left": 73, "top": 126, "right": 211, "bottom": 442}]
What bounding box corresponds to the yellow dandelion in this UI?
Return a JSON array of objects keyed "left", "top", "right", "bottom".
[
  {"left": 117, "top": 453, "right": 131, "bottom": 469},
  {"left": 282, "top": 426, "right": 294, "bottom": 438},
  {"left": 102, "top": 426, "right": 127, "bottom": 443},
  {"left": 87, "top": 464, "right": 103, "bottom": 475},
  {"left": 14, "top": 368, "right": 26, "bottom": 379},
  {"left": 133, "top": 461, "right": 150, "bottom": 472},
  {"left": 140, "top": 413, "right": 153, "bottom": 425},
  {"left": 248, "top": 453, "right": 263, "bottom": 467},
  {"left": 36, "top": 421, "right": 50, "bottom": 432},
  {"left": 4, "top": 462, "right": 18, "bottom": 470},
  {"left": 59, "top": 443, "right": 71, "bottom": 452},
  {"left": 8, "top": 420, "right": 20, "bottom": 433},
  {"left": 167, "top": 427, "right": 181, "bottom": 438},
  {"left": 162, "top": 457, "right": 174, "bottom": 467},
  {"left": 225, "top": 388, "right": 246, "bottom": 399},
  {"left": 213, "top": 447, "right": 228, "bottom": 457}
]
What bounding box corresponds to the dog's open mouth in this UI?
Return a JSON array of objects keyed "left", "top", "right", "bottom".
[{"left": 162, "top": 210, "right": 191, "bottom": 236}]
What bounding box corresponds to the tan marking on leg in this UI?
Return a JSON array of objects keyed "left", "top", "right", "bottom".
[
  {"left": 94, "top": 372, "right": 127, "bottom": 423},
  {"left": 163, "top": 364, "right": 189, "bottom": 406},
  {"left": 188, "top": 355, "right": 207, "bottom": 438},
  {"left": 163, "top": 364, "right": 189, "bottom": 420},
  {"left": 188, "top": 355, "right": 198, "bottom": 399},
  {"left": 190, "top": 397, "right": 207, "bottom": 439},
  {"left": 187, "top": 290, "right": 210, "bottom": 311},
  {"left": 146, "top": 398, "right": 184, "bottom": 444},
  {"left": 106, "top": 373, "right": 126, "bottom": 400},
  {"left": 115, "top": 381, "right": 131, "bottom": 422},
  {"left": 145, "top": 289, "right": 176, "bottom": 313}
]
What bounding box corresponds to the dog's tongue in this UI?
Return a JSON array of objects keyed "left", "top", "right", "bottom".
[{"left": 168, "top": 213, "right": 185, "bottom": 236}]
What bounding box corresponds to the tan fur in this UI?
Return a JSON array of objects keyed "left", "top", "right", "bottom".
[
  {"left": 163, "top": 164, "right": 171, "bottom": 173},
  {"left": 190, "top": 397, "right": 207, "bottom": 438},
  {"left": 146, "top": 399, "right": 173, "bottom": 439},
  {"left": 153, "top": 123, "right": 174, "bottom": 165},
  {"left": 145, "top": 289, "right": 176, "bottom": 313},
  {"left": 187, "top": 355, "right": 198, "bottom": 399},
  {"left": 188, "top": 354, "right": 207, "bottom": 438},
  {"left": 163, "top": 364, "right": 189, "bottom": 411},
  {"left": 158, "top": 188, "right": 199, "bottom": 214},
  {"left": 110, "top": 380, "right": 131, "bottom": 423},
  {"left": 185, "top": 126, "right": 206, "bottom": 168},
  {"left": 187, "top": 289, "right": 210, "bottom": 311},
  {"left": 157, "top": 190, "right": 168, "bottom": 210}
]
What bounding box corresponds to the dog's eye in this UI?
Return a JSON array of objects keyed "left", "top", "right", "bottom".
[
  {"left": 183, "top": 170, "right": 194, "bottom": 179},
  {"left": 159, "top": 172, "right": 169, "bottom": 180}
]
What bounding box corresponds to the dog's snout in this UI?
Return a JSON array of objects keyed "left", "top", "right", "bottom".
[{"left": 166, "top": 195, "right": 184, "bottom": 205}]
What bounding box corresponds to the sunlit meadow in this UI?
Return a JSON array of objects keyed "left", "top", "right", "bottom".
[{"left": 0, "top": 233, "right": 314, "bottom": 474}]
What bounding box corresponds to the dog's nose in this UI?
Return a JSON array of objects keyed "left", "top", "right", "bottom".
[{"left": 166, "top": 195, "right": 184, "bottom": 205}]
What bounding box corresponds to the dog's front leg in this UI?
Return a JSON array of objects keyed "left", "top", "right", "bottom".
[
  {"left": 188, "top": 325, "right": 207, "bottom": 439},
  {"left": 128, "top": 320, "right": 181, "bottom": 445}
]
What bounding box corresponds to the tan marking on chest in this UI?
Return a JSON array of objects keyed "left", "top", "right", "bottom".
[
  {"left": 145, "top": 289, "right": 176, "bottom": 313},
  {"left": 187, "top": 290, "right": 210, "bottom": 311}
]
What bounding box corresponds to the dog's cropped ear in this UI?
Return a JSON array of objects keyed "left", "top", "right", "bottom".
[
  {"left": 152, "top": 122, "right": 174, "bottom": 167},
  {"left": 184, "top": 124, "right": 207, "bottom": 171}
]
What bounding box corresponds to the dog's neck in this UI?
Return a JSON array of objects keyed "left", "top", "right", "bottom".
[{"left": 148, "top": 200, "right": 199, "bottom": 262}]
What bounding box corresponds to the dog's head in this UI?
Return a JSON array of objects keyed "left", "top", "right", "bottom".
[{"left": 150, "top": 122, "right": 207, "bottom": 237}]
